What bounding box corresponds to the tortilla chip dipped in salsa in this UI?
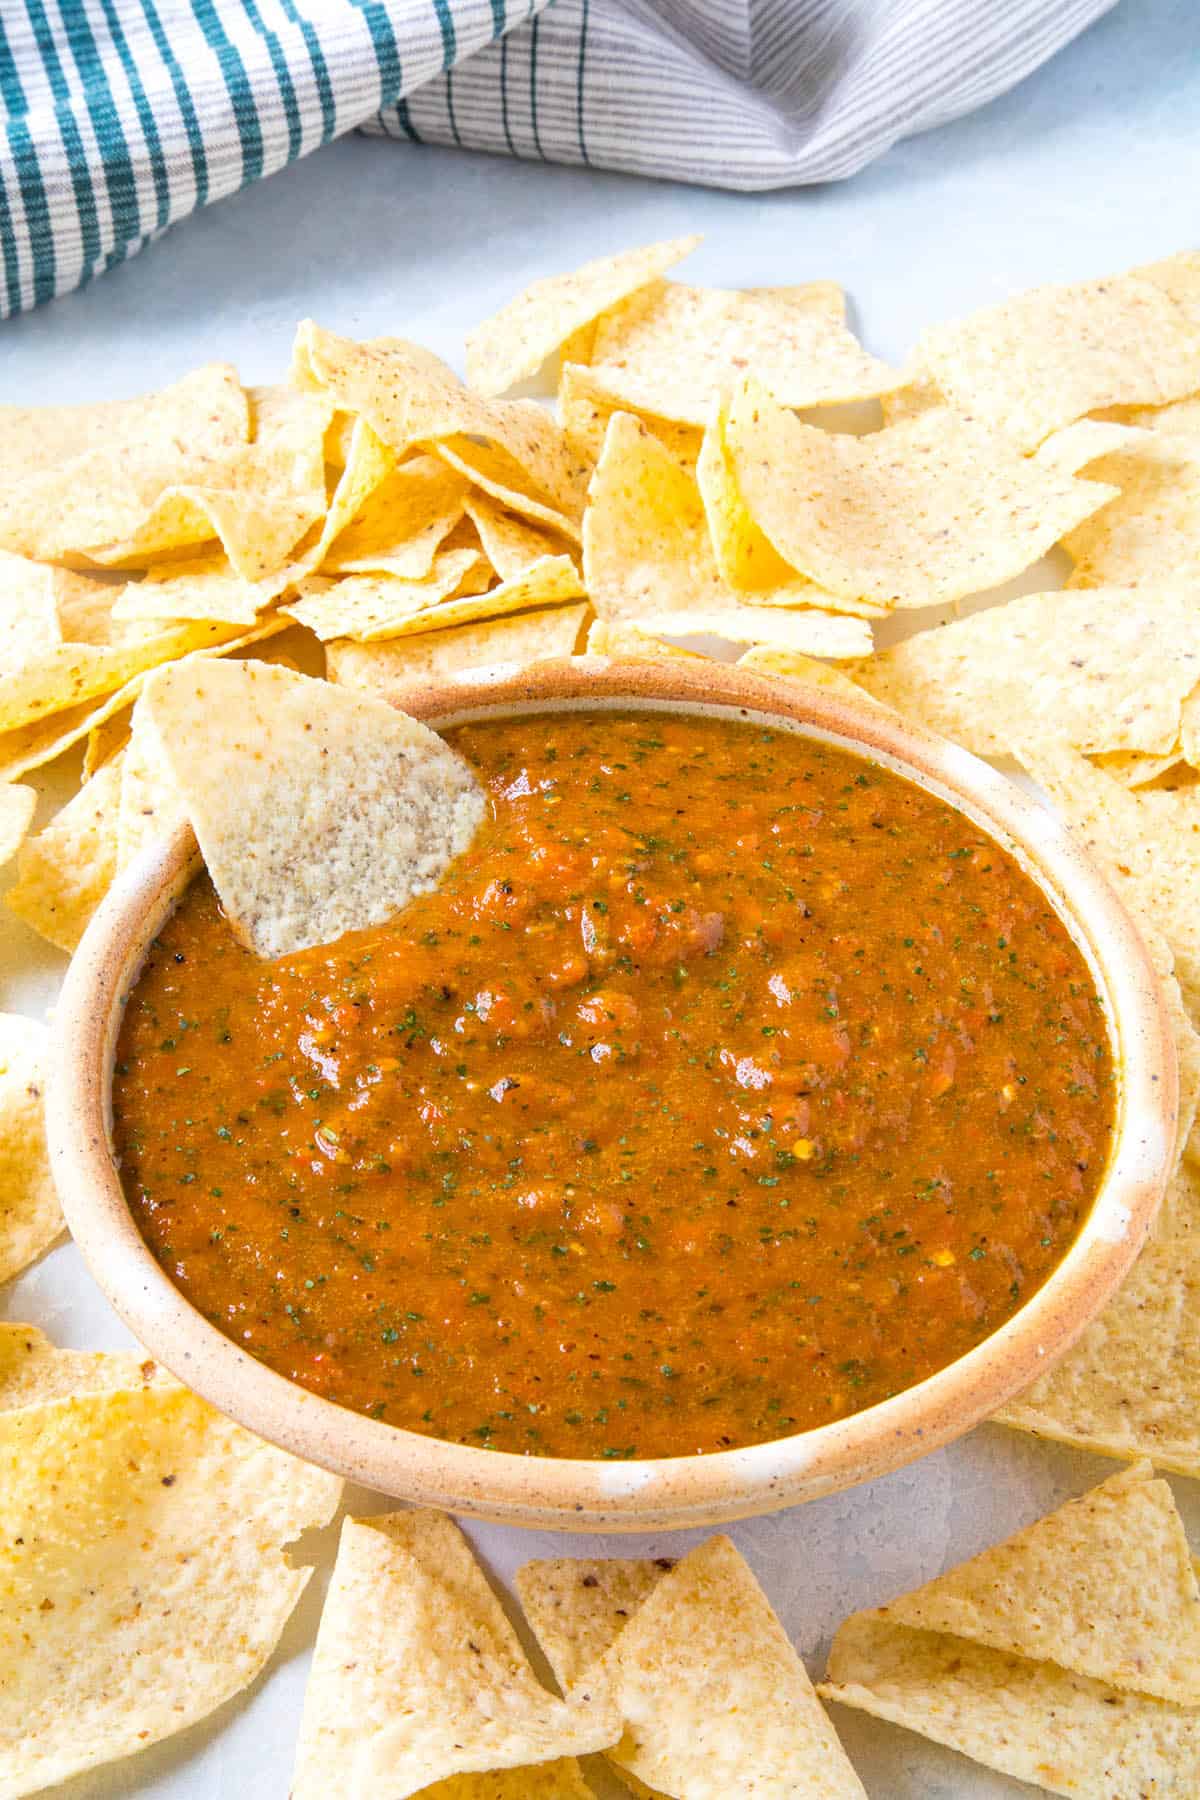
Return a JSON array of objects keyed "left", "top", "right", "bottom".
[
  {"left": 137, "top": 659, "right": 485, "bottom": 958},
  {"left": 110, "top": 704, "right": 1114, "bottom": 1460}
]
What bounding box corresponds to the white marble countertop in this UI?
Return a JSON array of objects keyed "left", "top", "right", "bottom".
[{"left": 4, "top": 1, "right": 1200, "bottom": 1794}]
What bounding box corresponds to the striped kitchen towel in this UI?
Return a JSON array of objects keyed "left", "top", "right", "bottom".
[{"left": 0, "top": 0, "right": 1115, "bottom": 320}]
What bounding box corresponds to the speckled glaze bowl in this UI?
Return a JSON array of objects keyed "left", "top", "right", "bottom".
[{"left": 48, "top": 658, "right": 1176, "bottom": 1531}]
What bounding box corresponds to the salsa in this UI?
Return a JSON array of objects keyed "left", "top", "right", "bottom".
[{"left": 112, "top": 710, "right": 1114, "bottom": 1459}]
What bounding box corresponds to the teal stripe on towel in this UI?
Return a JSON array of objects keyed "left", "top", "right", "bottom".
[
  {"left": 0, "top": 12, "right": 55, "bottom": 303},
  {"left": 22, "top": 0, "right": 102, "bottom": 276},
  {"left": 98, "top": 0, "right": 171, "bottom": 229},
  {"left": 137, "top": 0, "right": 209, "bottom": 206},
  {"left": 190, "top": 0, "right": 265, "bottom": 184}
]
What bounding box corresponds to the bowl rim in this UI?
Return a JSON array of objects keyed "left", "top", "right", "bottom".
[{"left": 47, "top": 655, "right": 1177, "bottom": 1531}]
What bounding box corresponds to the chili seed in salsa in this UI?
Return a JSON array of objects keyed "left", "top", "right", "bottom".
[{"left": 112, "top": 710, "right": 1114, "bottom": 1459}]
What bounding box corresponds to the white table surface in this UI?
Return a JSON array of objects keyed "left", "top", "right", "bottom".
[{"left": 4, "top": 1, "right": 1200, "bottom": 1794}]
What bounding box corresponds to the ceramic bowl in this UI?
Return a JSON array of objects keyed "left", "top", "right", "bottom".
[{"left": 47, "top": 658, "right": 1176, "bottom": 1530}]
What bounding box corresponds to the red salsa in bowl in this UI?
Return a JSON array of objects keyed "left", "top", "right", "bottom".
[{"left": 111, "top": 709, "right": 1114, "bottom": 1460}]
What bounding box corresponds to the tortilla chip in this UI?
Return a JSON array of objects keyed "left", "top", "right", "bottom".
[
  {"left": 0, "top": 641, "right": 143, "bottom": 735},
  {"left": 1032, "top": 419, "right": 1151, "bottom": 476},
  {"left": 996, "top": 1155, "right": 1200, "bottom": 1478},
  {"left": 140, "top": 660, "right": 484, "bottom": 957},
  {"left": 725, "top": 382, "right": 1117, "bottom": 610},
  {"left": 78, "top": 387, "right": 329, "bottom": 584},
  {"left": 585, "top": 619, "right": 703, "bottom": 661},
  {"left": 1099, "top": 392, "right": 1200, "bottom": 439},
  {"left": 0, "top": 362, "right": 248, "bottom": 496},
  {"left": 515, "top": 1558, "right": 674, "bottom": 1694},
  {"left": 696, "top": 400, "right": 823, "bottom": 599},
  {"left": 434, "top": 436, "right": 585, "bottom": 541},
  {"left": 1180, "top": 693, "right": 1200, "bottom": 772},
  {"left": 912, "top": 272, "right": 1200, "bottom": 450},
  {"left": 1011, "top": 747, "right": 1200, "bottom": 1168},
  {"left": 116, "top": 695, "right": 186, "bottom": 872},
  {"left": 293, "top": 323, "right": 588, "bottom": 519},
  {"left": 312, "top": 415, "right": 396, "bottom": 557},
  {"left": 428, "top": 1764, "right": 598, "bottom": 1798},
  {"left": 1093, "top": 747, "right": 1185, "bottom": 789},
  {"left": 51, "top": 567, "right": 124, "bottom": 644},
  {"left": 587, "top": 282, "right": 901, "bottom": 426},
  {"left": 881, "top": 1461, "right": 1200, "bottom": 1704},
  {"left": 89, "top": 464, "right": 322, "bottom": 582},
  {"left": 2, "top": 1383, "right": 340, "bottom": 1795},
  {"left": 1064, "top": 436, "right": 1200, "bottom": 589},
  {"left": 737, "top": 646, "right": 884, "bottom": 707},
  {"left": 324, "top": 453, "right": 467, "bottom": 579},
  {"left": 82, "top": 706, "right": 133, "bottom": 779},
  {"left": 328, "top": 605, "right": 588, "bottom": 697},
  {"left": 463, "top": 493, "right": 574, "bottom": 580},
  {"left": 247, "top": 382, "right": 333, "bottom": 466},
  {"left": 292, "top": 1511, "right": 617, "bottom": 1800},
  {"left": 850, "top": 587, "right": 1200, "bottom": 757},
  {"left": 746, "top": 279, "right": 847, "bottom": 319},
  {"left": 448, "top": 553, "right": 584, "bottom": 612},
  {"left": 1014, "top": 740, "right": 1200, "bottom": 1012},
  {"left": 0, "top": 1015, "right": 63, "bottom": 1283},
  {"left": 1157, "top": 941, "right": 1200, "bottom": 1172},
  {"left": 284, "top": 549, "right": 487, "bottom": 642},
  {"left": 446, "top": 545, "right": 501, "bottom": 601},
  {"left": 0, "top": 552, "right": 62, "bottom": 664},
  {"left": 5, "top": 753, "right": 123, "bottom": 951},
  {"left": 0, "top": 613, "right": 292, "bottom": 783},
  {"left": 322, "top": 409, "right": 361, "bottom": 467},
  {"left": 413, "top": 1764, "right": 597, "bottom": 1798},
  {"left": 1135, "top": 249, "right": 1200, "bottom": 327},
  {"left": 878, "top": 370, "right": 944, "bottom": 426},
  {"left": 563, "top": 279, "right": 846, "bottom": 380},
  {"left": 0, "top": 688, "right": 135, "bottom": 784},
  {"left": 583, "top": 411, "right": 846, "bottom": 628},
  {"left": 0, "top": 1323, "right": 162, "bottom": 1409},
  {"left": 462, "top": 398, "right": 593, "bottom": 521},
  {"left": 112, "top": 554, "right": 287, "bottom": 626},
  {"left": 0, "top": 363, "right": 250, "bottom": 562},
  {"left": 557, "top": 319, "right": 600, "bottom": 370},
  {"left": 329, "top": 555, "right": 586, "bottom": 646},
  {"left": 558, "top": 362, "right": 702, "bottom": 471},
  {"left": 819, "top": 1611, "right": 1200, "bottom": 1799},
  {"left": 290, "top": 325, "right": 483, "bottom": 452},
  {"left": 0, "top": 783, "right": 36, "bottom": 871},
  {"left": 0, "top": 615, "right": 249, "bottom": 736},
  {"left": 1096, "top": 731, "right": 1200, "bottom": 788},
  {"left": 466, "top": 236, "right": 702, "bottom": 396},
  {"left": 583, "top": 1537, "right": 866, "bottom": 1799}
]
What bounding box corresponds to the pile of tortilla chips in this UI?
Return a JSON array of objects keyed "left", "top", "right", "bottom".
[
  {"left": 6, "top": 236, "right": 1200, "bottom": 1795},
  {"left": 820, "top": 1460, "right": 1200, "bottom": 1797}
]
